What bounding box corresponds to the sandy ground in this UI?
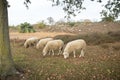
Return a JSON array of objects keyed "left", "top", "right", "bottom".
[{"left": 10, "top": 32, "right": 75, "bottom": 40}]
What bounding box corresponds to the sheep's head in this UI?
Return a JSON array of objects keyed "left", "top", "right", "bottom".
[
  {"left": 63, "top": 52, "right": 69, "bottom": 59},
  {"left": 25, "top": 44, "right": 29, "bottom": 48}
]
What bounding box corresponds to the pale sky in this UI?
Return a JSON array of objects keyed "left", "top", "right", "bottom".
[{"left": 8, "top": 0, "right": 110, "bottom": 26}]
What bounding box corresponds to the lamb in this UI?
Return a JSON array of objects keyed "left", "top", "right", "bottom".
[
  {"left": 43, "top": 39, "right": 64, "bottom": 56},
  {"left": 63, "top": 39, "right": 86, "bottom": 59},
  {"left": 24, "top": 37, "right": 39, "bottom": 48},
  {"left": 36, "top": 38, "right": 53, "bottom": 49}
]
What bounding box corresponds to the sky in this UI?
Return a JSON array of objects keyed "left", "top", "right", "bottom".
[{"left": 8, "top": 0, "right": 111, "bottom": 26}]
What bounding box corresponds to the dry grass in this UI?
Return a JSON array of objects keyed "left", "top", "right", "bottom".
[
  {"left": 54, "top": 31, "right": 120, "bottom": 45},
  {"left": 9, "top": 32, "right": 75, "bottom": 40},
  {"left": 7, "top": 32, "right": 120, "bottom": 80},
  {"left": 5, "top": 22, "right": 120, "bottom": 79}
]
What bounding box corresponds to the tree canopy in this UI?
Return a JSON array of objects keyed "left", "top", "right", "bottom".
[
  {"left": 101, "top": 0, "right": 120, "bottom": 21},
  {"left": 23, "top": 0, "right": 120, "bottom": 20},
  {"left": 50, "top": 0, "right": 120, "bottom": 20}
]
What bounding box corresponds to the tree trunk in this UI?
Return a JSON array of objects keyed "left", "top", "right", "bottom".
[{"left": 0, "top": 0, "right": 18, "bottom": 77}]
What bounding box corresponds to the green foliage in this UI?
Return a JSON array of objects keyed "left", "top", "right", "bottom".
[
  {"left": 19, "top": 22, "right": 35, "bottom": 33},
  {"left": 24, "top": 0, "right": 31, "bottom": 9},
  {"left": 37, "top": 21, "right": 46, "bottom": 29},
  {"left": 100, "top": 0, "right": 120, "bottom": 21},
  {"left": 50, "top": 0, "right": 120, "bottom": 20},
  {"left": 100, "top": 10, "right": 115, "bottom": 22},
  {"left": 51, "top": 0, "right": 85, "bottom": 18},
  {"left": 23, "top": 0, "right": 119, "bottom": 20},
  {"left": 101, "top": 15, "right": 115, "bottom": 22},
  {"left": 67, "top": 22, "right": 76, "bottom": 27}
]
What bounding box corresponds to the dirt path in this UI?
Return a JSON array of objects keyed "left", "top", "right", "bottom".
[{"left": 10, "top": 32, "right": 75, "bottom": 39}]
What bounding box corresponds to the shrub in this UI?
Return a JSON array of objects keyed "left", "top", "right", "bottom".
[
  {"left": 101, "top": 16, "right": 115, "bottom": 22},
  {"left": 54, "top": 32, "right": 120, "bottom": 45},
  {"left": 67, "top": 22, "right": 76, "bottom": 27},
  {"left": 112, "top": 44, "right": 120, "bottom": 51},
  {"left": 37, "top": 21, "right": 46, "bottom": 29},
  {"left": 100, "top": 44, "right": 109, "bottom": 49},
  {"left": 19, "top": 22, "right": 35, "bottom": 33}
]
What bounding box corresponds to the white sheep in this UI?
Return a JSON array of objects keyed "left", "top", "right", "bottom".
[
  {"left": 43, "top": 39, "right": 64, "bottom": 56},
  {"left": 63, "top": 39, "right": 86, "bottom": 59},
  {"left": 24, "top": 37, "right": 39, "bottom": 48},
  {"left": 36, "top": 38, "right": 53, "bottom": 49}
]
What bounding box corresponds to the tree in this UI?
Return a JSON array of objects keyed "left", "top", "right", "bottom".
[
  {"left": 0, "top": 0, "right": 30, "bottom": 78},
  {"left": 0, "top": 0, "right": 18, "bottom": 77},
  {"left": 100, "top": 10, "right": 115, "bottom": 22},
  {"left": 51, "top": 0, "right": 86, "bottom": 18},
  {"left": 47, "top": 17, "right": 54, "bottom": 25},
  {"left": 50, "top": 0, "right": 120, "bottom": 20},
  {"left": 100, "top": 0, "right": 120, "bottom": 21}
]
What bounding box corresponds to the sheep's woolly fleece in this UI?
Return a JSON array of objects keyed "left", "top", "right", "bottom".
[
  {"left": 43, "top": 39, "right": 64, "bottom": 56},
  {"left": 63, "top": 39, "right": 86, "bottom": 59}
]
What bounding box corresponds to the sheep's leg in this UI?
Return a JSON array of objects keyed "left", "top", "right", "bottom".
[
  {"left": 58, "top": 50, "right": 60, "bottom": 55},
  {"left": 79, "top": 49, "right": 84, "bottom": 57},
  {"left": 73, "top": 51, "right": 76, "bottom": 58},
  {"left": 43, "top": 52, "right": 47, "bottom": 56},
  {"left": 58, "top": 48, "right": 62, "bottom": 55},
  {"left": 48, "top": 50, "right": 51, "bottom": 55},
  {"left": 52, "top": 50, "right": 54, "bottom": 56},
  {"left": 60, "top": 47, "right": 63, "bottom": 55},
  {"left": 60, "top": 49, "right": 62, "bottom": 54},
  {"left": 57, "top": 49, "right": 60, "bottom": 55}
]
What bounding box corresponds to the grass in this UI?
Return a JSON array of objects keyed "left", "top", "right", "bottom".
[
  {"left": 8, "top": 32, "right": 120, "bottom": 80},
  {"left": 12, "top": 46, "right": 120, "bottom": 80}
]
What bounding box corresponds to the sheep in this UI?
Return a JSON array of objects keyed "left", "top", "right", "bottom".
[
  {"left": 63, "top": 39, "right": 86, "bottom": 59},
  {"left": 43, "top": 39, "right": 64, "bottom": 56},
  {"left": 36, "top": 38, "right": 53, "bottom": 50},
  {"left": 24, "top": 37, "right": 39, "bottom": 48}
]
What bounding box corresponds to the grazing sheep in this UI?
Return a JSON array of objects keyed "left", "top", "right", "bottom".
[
  {"left": 63, "top": 39, "right": 86, "bottom": 59},
  {"left": 36, "top": 38, "right": 53, "bottom": 49},
  {"left": 24, "top": 37, "right": 39, "bottom": 48},
  {"left": 43, "top": 39, "right": 64, "bottom": 56}
]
